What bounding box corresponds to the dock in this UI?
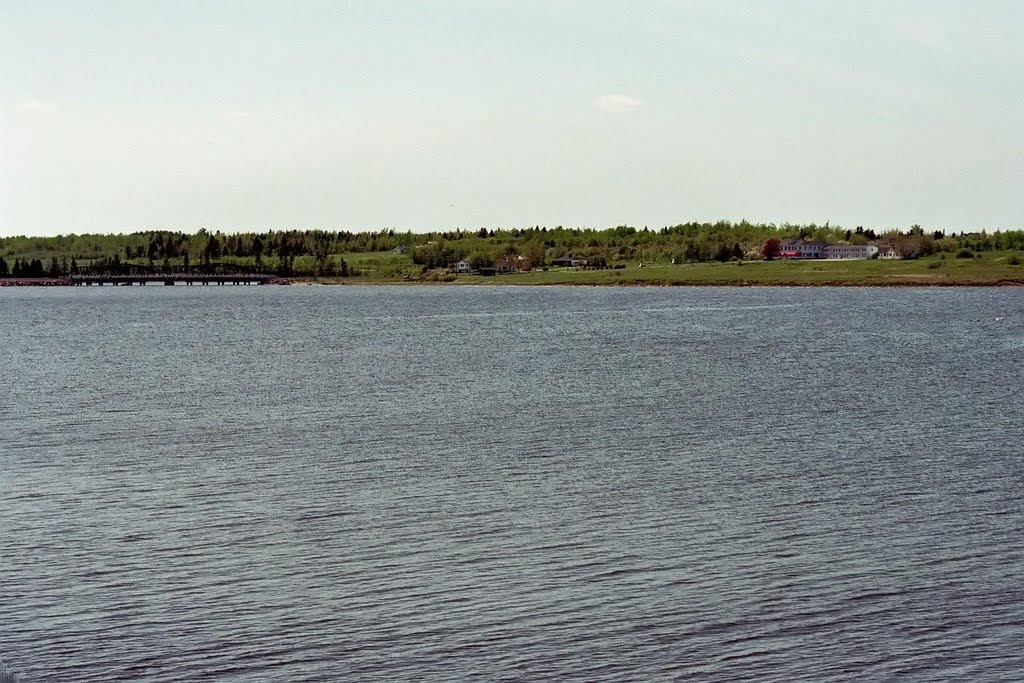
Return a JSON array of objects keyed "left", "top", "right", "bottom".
[{"left": 71, "top": 273, "right": 274, "bottom": 286}]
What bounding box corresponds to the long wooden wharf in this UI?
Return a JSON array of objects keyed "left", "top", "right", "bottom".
[{"left": 71, "top": 273, "right": 274, "bottom": 286}]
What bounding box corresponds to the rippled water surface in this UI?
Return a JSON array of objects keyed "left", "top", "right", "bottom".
[{"left": 2, "top": 285, "right": 1023, "bottom": 681}]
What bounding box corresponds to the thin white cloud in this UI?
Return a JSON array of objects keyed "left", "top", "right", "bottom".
[
  {"left": 220, "top": 108, "right": 250, "bottom": 120},
  {"left": 14, "top": 96, "right": 58, "bottom": 113},
  {"left": 594, "top": 94, "right": 645, "bottom": 113}
]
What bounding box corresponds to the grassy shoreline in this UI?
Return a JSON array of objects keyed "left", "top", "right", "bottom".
[
  {"left": 3, "top": 252, "right": 1022, "bottom": 287},
  {"left": 295, "top": 252, "right": 1024, "bottom": 287}
]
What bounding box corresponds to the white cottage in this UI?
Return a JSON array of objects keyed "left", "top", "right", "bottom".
[{"left": 877, "top": 245, "right": 899, "bottom": 259}]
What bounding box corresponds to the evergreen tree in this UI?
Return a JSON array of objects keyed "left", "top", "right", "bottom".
[
  {"left": 0, "top": 256, "right": 8, "bottom": 277},
  {"left": 204, "top": 234, "right": 221, "bottom": 263}
]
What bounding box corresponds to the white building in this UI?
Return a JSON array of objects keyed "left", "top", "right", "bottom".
[
  {"left": 452, "top": 260, "right": 472, "bottom": 273},
  {"left": 877, "top": 245, "right": 899, "bottom": 259},
  {"left": 825, "top": 244, "right": 879, "bottom": 260},
  {"left": 779, "top": 239, "right": 829, "bottom": 259}
]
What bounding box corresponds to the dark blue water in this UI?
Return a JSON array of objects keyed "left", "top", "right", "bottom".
[{"left": 2, "top": 285, "right": 1023, "bottom": 681}]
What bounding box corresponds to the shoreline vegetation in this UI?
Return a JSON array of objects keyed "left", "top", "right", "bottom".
[
  {"left": 294, "top": 255, "right": 1024, "bottom": 287},
  {"left": 1, "top": 223, "right": 1022, "bottom": 287}
]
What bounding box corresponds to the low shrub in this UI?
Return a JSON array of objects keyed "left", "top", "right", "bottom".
[
  {"left": 956, "top": 249, "right": 974, "bottom": 259},
  {"left": 927, "top": 261, "right": 942, "bottom": 269},
  {"left": 1008, "top": 254, "right": 1022, "bottom": 266}
]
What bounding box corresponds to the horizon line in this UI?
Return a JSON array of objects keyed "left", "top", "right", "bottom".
[{"left": 4, "top": 220, "right": 1022, "bottom": 240}]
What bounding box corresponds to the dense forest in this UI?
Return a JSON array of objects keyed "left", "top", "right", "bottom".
[{"left": 1, "top": 222, "right": 1022, "bottom": 277}]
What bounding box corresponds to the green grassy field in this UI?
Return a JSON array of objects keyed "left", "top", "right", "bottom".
[
  {"left": 333, "top": 251, "right": 422, "bottom": 279},
  {"left": 55, "top": 249, "right": 1024, "bottom": 286},
  {"left": 309, "top": 251, "right": 1024, "bottom": 286}
]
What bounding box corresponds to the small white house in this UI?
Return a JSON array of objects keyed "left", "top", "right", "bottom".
[
  {"left": 825, "top": 244, "right": 879, "bottom": 260},
  {"left": 452, "top": 260, "right": 472, "bottom": 273},
  {"left": 877, "top": 245, "right": 899, "bottom": 259}
]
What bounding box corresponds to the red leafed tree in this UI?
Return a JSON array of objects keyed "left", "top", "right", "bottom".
[{"left": 761, "top": 238, "right": 782, "bottom": 261}]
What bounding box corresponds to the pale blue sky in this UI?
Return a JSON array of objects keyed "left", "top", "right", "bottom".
[{"left": 2, "top": 1, "right": 1021, "bottom": 236}]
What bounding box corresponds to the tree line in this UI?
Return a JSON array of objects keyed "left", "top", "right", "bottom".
[
  {"left": 2, "top": 222, "right": 1022, "bottom": 277},
  {"left": 0, "top": 256, "right": 78, "bottom": 278}
]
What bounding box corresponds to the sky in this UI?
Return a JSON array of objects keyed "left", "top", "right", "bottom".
[{"left": 1, "top": 0, "right": 1022, "bottom": 236}]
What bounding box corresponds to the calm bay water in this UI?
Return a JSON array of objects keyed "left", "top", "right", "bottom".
[{"left": 1, "top": 285, "right": 1023, "bottom": 681}]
